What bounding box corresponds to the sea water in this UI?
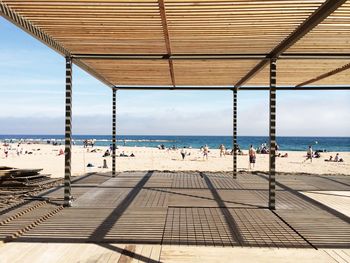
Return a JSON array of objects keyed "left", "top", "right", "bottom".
[{"left": 0, "top": 135, "right": 349, "bottom": 152}]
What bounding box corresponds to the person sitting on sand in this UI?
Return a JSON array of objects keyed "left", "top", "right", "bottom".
[
  {"left": 325, "top": 155, "right": 333, "bottom": 162},
  {"left": 334, "top": 153, "right": 344, "bottom": 162},
  {"left": 119, "top": 151, "right": 128, "bottom": 157},
  {"left": 58, "top": 149, "right": 64, "bottom": 156},
  {"left": 248, "top": 145, "right": 256, "bottom": 169},
  {"left": 277, "top": 153, "right": 288, "bottom": 158},
  {"left": 334, "top": 153, "right": 340, "bottom": 162},
  {"left": 203, "top": 145, "right": 209, "bottom": 160},
  {"left": 219, "top": 144, "right": 225, "bottom": 157},
  {"left": 313, "top": 151, "right": 321, "bottom": 158},
  {"left": 261, "top": 146, "right": 268, "bottom": 154},
  {"left": 102, "top": 149, "right": 110, "bottom": 157},
  {"left": 130, "top": 153, "right": 135, "bottom": 157},
  {"left": 231, "top": 145, "right": 244, "bottom": 156}
]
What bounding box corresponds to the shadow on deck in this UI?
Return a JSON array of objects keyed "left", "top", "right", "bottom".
[{"left": 0, "top": 171, "right": 349, "bottom": 249}]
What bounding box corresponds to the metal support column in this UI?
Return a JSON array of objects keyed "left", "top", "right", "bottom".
[
  {"left": 112, "top": 88, "right": 117, "bottom": 177},
  {"left": 269, "top": 58, "right": 277, "bottom": 210},
  {"left": 64, "top": 57, "right": 73, "bottom": 207},
  {"left": 233, "top": 88, "right": 237, "bottom": 179}
]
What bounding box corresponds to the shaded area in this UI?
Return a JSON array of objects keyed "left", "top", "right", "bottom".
[
  {"left": 202, "top": 172, "right": 244, "bottom": 245},
  {"left": 0, "top": 171, "right": 349, "bottom": 249},
  {"left": 89, "top": 171, "right": 154, "bottom": 242}
]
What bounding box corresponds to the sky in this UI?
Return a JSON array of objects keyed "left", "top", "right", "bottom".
[{"left": 0, "top": 17, "right": 349, "bottom": 137}]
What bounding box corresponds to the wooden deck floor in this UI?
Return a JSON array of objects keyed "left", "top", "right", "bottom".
[{"left": 0, "top": 171, "right": 349, "bottom": 249}]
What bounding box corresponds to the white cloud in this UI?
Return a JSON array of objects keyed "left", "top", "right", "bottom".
[{"left": 0, "top": 92, "right": 349, "bottom": 136}]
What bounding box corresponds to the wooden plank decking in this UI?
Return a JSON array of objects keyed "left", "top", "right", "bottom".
[{"left": 0, "top": 171, "right": 349, "bottom": 249}]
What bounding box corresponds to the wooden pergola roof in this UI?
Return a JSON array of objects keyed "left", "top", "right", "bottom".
[{"left": 1, "top": 0, "right": 350, "bottom": 89}]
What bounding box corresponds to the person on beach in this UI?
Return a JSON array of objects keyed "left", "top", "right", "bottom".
[
  {"left": 325, "top": 155, "right": 333, "bottom": 162},
  {"left": 58, "top": 149, "right": 64, "bottom": 156},
  {"left": 181, "top": 148, "right": 187, "bottom": 160},
  {"left": 303, "top": 145, "right": 313, "bottom": 163},
  {"left": 203, "top": 145, "right": 209, "bottom": 160},
  {"left": 102, "top": 149, "right": 110, "bottom": 157},
  {"left": 4, "top": 148, "right": 8, "bottom": 158},
  {"left": 248, "top": 145, "right": 256, "bottom": 169},
  {"left": 232, "top": 144, "right": 243, "bottom": 155},
  {"left": 334, "top": 153, "right": 344, "bottom": 162},
  {"left": 219, "top": 144, "right": 226, "bottom": 157}
]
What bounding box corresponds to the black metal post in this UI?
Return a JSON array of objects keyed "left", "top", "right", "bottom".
[
  {"left": 269, "top": 58, "right": 277, "bottom": 210},
  {"left": 64, "top": 57, "right": 73, "bottom": 207},
  {"left": 112, "top": 88, "right": 117, "bottom": 177},
  {"left": 233, "top": 88, "right": 237, "bottom": 179}
]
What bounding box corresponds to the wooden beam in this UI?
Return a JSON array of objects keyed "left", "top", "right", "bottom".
[
  {"left": 234, "top": 0, "right": 347, "bottom": 88},
  {"left": 158, "top": 0, "right": 176, "bottom": 87},
  {"left": 297, "top": 63, "right": 350, "bottom": 87},
  {"left": 114, "top": 86, "right": 350, "bottom": 91},
  {"left": 72, "top": 53, "right": 350, "bottom": 60}
]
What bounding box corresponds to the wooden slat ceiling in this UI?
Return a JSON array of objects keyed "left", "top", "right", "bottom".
[
  {"left": 2, "top": 0, "right": 350, "bottom": 87},
  {"left": 82, "top": 59, "right": 172, "bottom": 85},
  {"left": 3, "top": 0, "right": 167, "bottom": 54},
  {"left": 288, "top": 2, "right": 350, "bottom": 53},
  {"left": 246, "top": 59, "right": 350, "bottom": 86},
  {"left": 165, "top": 0, "right": 323, "bottom": 54},
  {"left": 173, "top": 59, "right": 260, "bottom": 85}
]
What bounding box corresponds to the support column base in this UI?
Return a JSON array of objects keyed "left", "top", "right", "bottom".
[{"left": 63, "top": 197, "right": 73, "bottom": 207}]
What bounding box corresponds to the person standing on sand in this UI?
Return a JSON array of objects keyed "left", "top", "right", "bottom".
[
  {"left": 181, "top": 148, "right": 187, "bottom": 160},
  {"left": 203, "top": 145, "right": 209, "bottom": 160},
  {"left": 4, "top": 147, "right": 8, "bottom": 158},
  {"left": 219, "top": 144, "right": 225, "bottom": 157},
  {"left": 248, "top": 145, "right": 256, "bottom": 169}
]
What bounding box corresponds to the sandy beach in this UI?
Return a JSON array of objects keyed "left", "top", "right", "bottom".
[{"left": 1, "top": 143, "right": 349, "bottom": 178}]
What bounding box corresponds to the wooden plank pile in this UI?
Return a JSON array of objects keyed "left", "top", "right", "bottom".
[
  {"left": 0, "top": 167, "right": 62, "bottom": 211},
  {"left": 0, "top": 166, "right": 51, "bottom": 186}
]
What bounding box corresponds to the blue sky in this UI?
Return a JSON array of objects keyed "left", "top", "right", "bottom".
[{"left": 0, "top": 17, "right": 349, "bottom": 136}]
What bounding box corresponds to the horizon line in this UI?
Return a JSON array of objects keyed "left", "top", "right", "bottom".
[{"left": 0, "top": 134, "right": 349, "bottom": 138}]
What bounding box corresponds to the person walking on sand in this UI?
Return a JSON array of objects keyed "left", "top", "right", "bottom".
[
  {"left": 303, "top": 145, "right": 313, "bottom": 163},
  {"left": 248, "top": 145, "right": 256, "bottom": 169},
  {"left": 219, "top": 144, "right": 225, "bottom": 157},
  {"left": 203, "top": 145, "right": 209, "bottom": 160}
]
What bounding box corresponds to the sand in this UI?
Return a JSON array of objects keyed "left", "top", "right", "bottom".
[{"left": 1, "top": 143, "right": 349, "bottom": 178}]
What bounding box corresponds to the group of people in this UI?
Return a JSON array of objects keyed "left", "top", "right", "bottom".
[
  {"left": 301, "top": 145, "right": 345, "bottom": 163},
  {"left": 325, "top": 153, "right": 344, "bottom": 162},
  {"left": 83, "top": 139, "right": 96, "bottom": 148},
  {"left": 102, "top": 149, "right": 135, "bottom": 158},
  {"left": 2, "top": 143, "right": 26, "bottom": 158},
  {"left": 256, "top": 143, "right": 280, "bottom": 154}
]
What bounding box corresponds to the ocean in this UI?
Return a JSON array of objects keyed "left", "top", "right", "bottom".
[{"left": 0, "top": 135, "right": 349, "bottom": 152}]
